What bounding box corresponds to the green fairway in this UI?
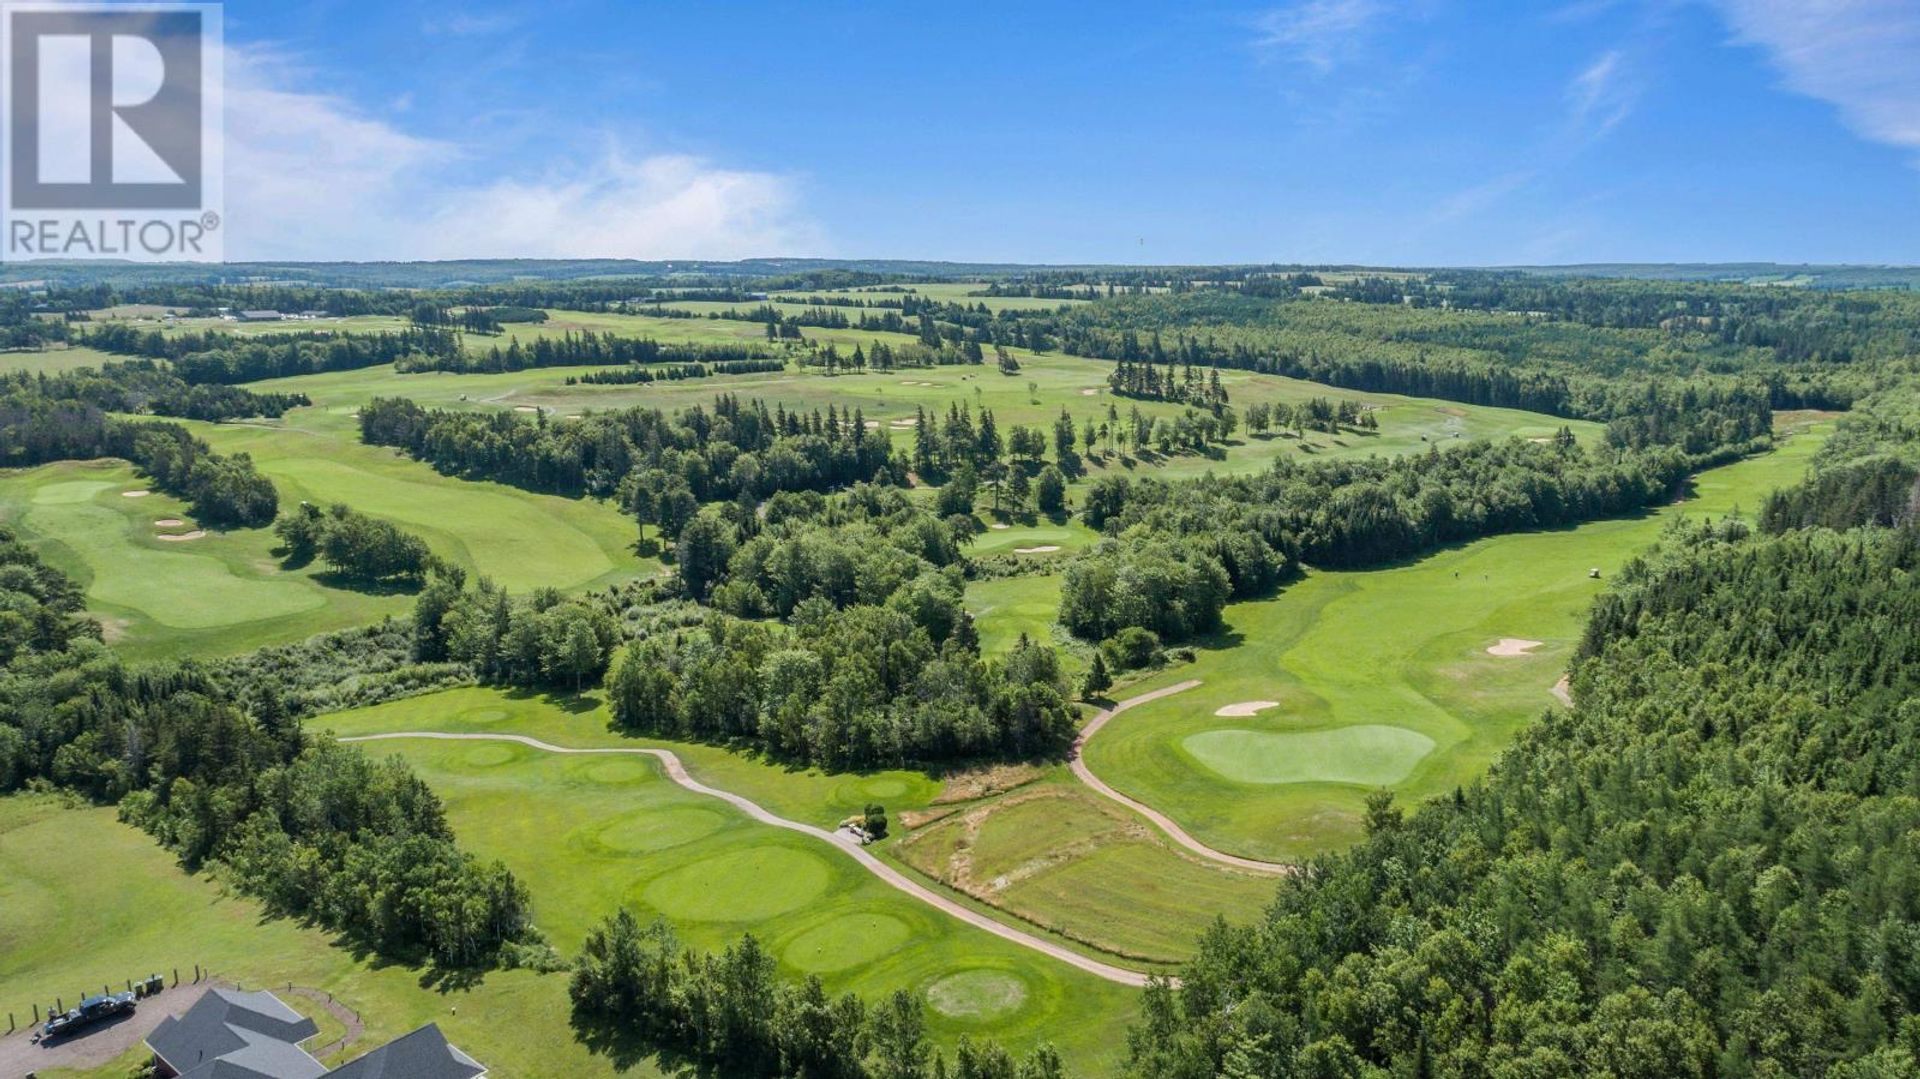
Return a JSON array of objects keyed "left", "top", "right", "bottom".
[
  {"left": 315, "top": 688, "right": 1268, "bottom": 971},
  {"left": 298, "top": 724, "right": 1141, "bottom": 1066},
  {"left": 0, "top": 460, "right": 401, "bottom": 660},
  {"left": 0, "top": 345, "right": 122, "bottom": 375},
  {"left": 1083, "top": 420, "right": 1834, "bottom": 861},
  {"left": 202, "top": 306, "right": 1607, "bottom": 497},
  {"left": 188, "top": 422, "right": 644, "bottom": 595}
]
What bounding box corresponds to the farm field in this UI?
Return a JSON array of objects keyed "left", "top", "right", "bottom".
[{"left": 1082, "top": 419, "right": 1834, "bottom": 861}]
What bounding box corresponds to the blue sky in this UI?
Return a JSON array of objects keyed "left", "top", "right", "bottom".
[{"left": 212, "top": 0, "right": 1920, "bottom": 265}]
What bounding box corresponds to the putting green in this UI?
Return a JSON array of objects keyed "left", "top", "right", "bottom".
[
  {"left": 588, "top": 806, "right": 728, "bottom": 855},
  {"left": 642, "top": 846, "right": 833, "bottom": 921},
  {"left": 927, "top": 970, "right": 1030, "bottom": 1022},
  {"left": 1182, "top": 725, "right": 1437, "bottom": 786},
  {"left": 784, "top": 913, "right": 913, "bottom": 974},
  {"left": 19, "top": 476, "right": 323, "bottom": 630}
]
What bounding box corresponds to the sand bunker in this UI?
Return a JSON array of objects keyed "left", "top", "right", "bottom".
[
  {"left": 1214, "top": 701, "right": 1280, "bottom": 717},
  {"left": 864, "top": 420, "right": 880, "bottom": 429},
  {"left": 156, "top": 530, "right": 207, "bottom": 542},
  {"left": 153, "top": 518, "right": 184, "bottom": 527},
  {"left": 121, "top": 490, "right": 150, "bottom": 498},
  {"left": 1551, "top": 676, "right": 1573, "bottom": 706},
  {"left": 513, "top": 405, "right": 540, "bottom": 413},
  {"left": 989, "top": 523, "right": 1010, "bottom": 531},
  {"left": 1079, "top": 388, "right": 1099, "bottom": 396},
  {"left": 1487, "top": 638, "right": 1544, "bottom": 657},
  {"left": 1013, "top": 545, "right": 1061, "bottom": 554}
]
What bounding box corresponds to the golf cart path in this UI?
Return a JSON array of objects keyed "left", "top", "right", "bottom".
[
  {"left": 1072, "top": 681, "right": 1295, "bottom": 876},
  {"left": 341, "top": 732, "right": 1155, "bottom": 988}
]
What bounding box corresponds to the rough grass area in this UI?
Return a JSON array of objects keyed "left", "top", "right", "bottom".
[
  {"left": 894, "top": 781, "right": 1272, "bottom": 966},
  {"left": 1084, "top": 420, "right": 1833, "bottom": 862}
]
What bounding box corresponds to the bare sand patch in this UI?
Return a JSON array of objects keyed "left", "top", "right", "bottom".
[
  {"left": 1487, "top": 638, "right": 1544, "bottom": 657},
  {"left": 1013, "top": 545, "right": 1061, "bottom": 554},
  {"left": 154, "top": 518, "right": 184, "bottom": 527},
  {"left": 1551, "top": 676, "right": 1573, "bottom": 706},
  {"left": 1214, "top": 701, "right": 1279, "bottom": 717},
  {"left": 156, "top": 530, "right": 206, "bottom": 542},
  {"left": 121, "top": 489, "right": 150, "bottom": 498}
]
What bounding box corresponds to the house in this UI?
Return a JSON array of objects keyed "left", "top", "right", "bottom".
[
  {"left": 236, "top": 310, "right": 287, "bottom": 322},
  {"left": 147, "top": 988, "right": 484, "bottom": 1079}
]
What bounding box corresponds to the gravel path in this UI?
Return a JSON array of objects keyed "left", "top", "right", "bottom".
[
  {"left": 1071, "top": 681, "right": 1294, "bottom": 876},
  {"left": 341, "top": 732, "right": 1156, "bottom": 988},
  {"left": 0, "top": 981, "right": 215, "bottom": 1076}
]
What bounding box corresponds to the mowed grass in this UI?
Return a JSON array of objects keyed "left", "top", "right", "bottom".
[
  {"left": 221, "top": 308, "right": 1606, "bottom": 495},
  {"left": 318, "top": 688, "right": 1269, "bottom": 976},
  {"left": 0, "top": 460, "right": 402, "bottom": 661},
  {"left": 0, "top": 795, "right": 669, "bottom": 1079},
  {"left": 307, "top": 694, "right": 1140, "bottom": 1068},
  {"left": 1084, "top": 421, "right": 1834, "bottom": 862},
  {"left": 0, "top": 344, "right": 124, "bottom": 375},
  {"left": 186, "top": 421, "right": 645, "bottom": 596}
]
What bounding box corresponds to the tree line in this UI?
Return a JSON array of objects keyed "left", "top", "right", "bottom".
[
  {"left": 570, "top": 912, "right": 1065, "bottom": 1079},
  {"left": 359, "top": 395, "right": 901, "bottom": 543},
  {"left": 81, "top": 322, "right": 460, "bottom": 383}
]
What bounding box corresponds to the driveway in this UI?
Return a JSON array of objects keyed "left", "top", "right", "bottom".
[{"left": 0, "top": 981, "right": 214, "bottom": 1076}]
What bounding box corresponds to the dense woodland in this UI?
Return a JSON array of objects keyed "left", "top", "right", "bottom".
[{"left": 1122, "top": 392, "right": 1920, "bottom": 1078}]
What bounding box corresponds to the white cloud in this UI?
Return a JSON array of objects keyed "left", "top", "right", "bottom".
[
  {"left": 423, "top": 11, "right": 521, "bottom": 38},
  {"left": 1566, "top": 48, "right": 1638, "bottom": 138},
  {"left": 218, "top": 45, "right": 821, "bottom": 260},
  {"left": 1713, "top": 0, "right": 1920, "bottom": 159},
  {"left": 1252, "top": 0, "right": 1388, "bottom": 73}
]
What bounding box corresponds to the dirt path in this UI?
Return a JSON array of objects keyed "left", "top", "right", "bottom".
[
  {"left": 0, "top": 981, "right": 216, "bottom": 1076},
  {"left": 340, "top": 732, "right": 1155, "bottom": 988},
  {"left": 1072, "top": 682, "right": 1295, "bottom": 876}
]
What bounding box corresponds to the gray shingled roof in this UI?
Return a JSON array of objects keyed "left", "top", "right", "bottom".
[
  {"left": 147, "top": 989, "right": 325, "bottom": 1079},
  {"left": 321, "top": 1023, "right": 485, "bottom": 1079}
]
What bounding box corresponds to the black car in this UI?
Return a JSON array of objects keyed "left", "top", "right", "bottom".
[{"left": 40, "top": 992, "right": 135, "bottom": 1040}]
